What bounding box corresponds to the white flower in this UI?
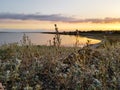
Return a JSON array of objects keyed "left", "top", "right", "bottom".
[
  {"left": 16, "top": 58, "right": 22, "bottom": 65},
  {"left": 6, "top": 70, "right": 10, "bottom": 75}
]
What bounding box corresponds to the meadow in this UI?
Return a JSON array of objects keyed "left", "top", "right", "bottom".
[{"left": 0, "top": 33, "right": 120, "bottom": 90}]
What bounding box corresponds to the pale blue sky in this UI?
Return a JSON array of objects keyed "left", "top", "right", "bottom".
[{"left": 0, "top": 0, "right": 120, "bottom": 18}]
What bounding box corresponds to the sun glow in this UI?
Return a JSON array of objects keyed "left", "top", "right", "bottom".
[{"left": 0, "top": 19, "right": 120, "bottom": 31}]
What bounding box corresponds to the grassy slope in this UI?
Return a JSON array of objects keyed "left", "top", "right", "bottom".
[{"left": 0, "top": 37, "right": 120, "bottom": 89}]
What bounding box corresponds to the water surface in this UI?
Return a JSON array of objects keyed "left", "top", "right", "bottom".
[{"left": 0, "top": 32, "right": 101, "bottom": 47}]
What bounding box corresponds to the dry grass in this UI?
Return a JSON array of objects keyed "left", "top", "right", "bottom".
[{"left": 0, "top": 34, "right": 120, "bottom": 90}]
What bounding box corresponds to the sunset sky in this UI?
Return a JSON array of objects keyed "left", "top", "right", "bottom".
[{"left": 0, "top": 0, "right": 120, "bottom": 31}]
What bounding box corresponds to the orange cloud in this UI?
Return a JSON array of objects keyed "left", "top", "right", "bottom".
[
  {"left": 0, "top": 14, "right": 120, "bottom": 31},
  {"left": 0, "top": 19, "right": 120, "bottom": 31}
]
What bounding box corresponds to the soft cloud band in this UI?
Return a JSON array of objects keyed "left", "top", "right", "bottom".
[{"left": 0, "top": 13, "right": 120, "bottom": 23}]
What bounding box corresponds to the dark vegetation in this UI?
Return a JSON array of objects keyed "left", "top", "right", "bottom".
[{"left": 42, "top": 30, "right": 120, "bottom": 36}]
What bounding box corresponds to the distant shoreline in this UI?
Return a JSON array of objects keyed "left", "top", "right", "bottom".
[
  {"left": 42, "top": 30, "right": 120, "bottom": 40},
  {"left": 42, "top": 30, "right": 120, "bottom": 35}
]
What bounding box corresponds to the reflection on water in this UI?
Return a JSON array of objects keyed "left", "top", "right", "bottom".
[{"left": 0, "top": 33, "right": 101, "bottom": 47}]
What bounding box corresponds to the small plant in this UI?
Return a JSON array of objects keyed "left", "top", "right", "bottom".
[
  {"left": 74, "top": 30, "right": 80, "bottom": 47},
  {"left": 53, "top": 24, "right": 61, "bottom": 48}
]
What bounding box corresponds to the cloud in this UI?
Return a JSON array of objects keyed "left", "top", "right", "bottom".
[
  {"left": 0, "top": 13, "right": 75, "bottom": 22},
  {"left": 73, "top": 18, "right": 120, "bottom": 23},
  {"left": 0, "top": 13, "right": 120, "bottom": 23}
]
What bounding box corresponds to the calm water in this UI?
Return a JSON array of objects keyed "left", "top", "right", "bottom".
[{"left": 0, "top": 32, "right": 101, "bottom": 47}]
